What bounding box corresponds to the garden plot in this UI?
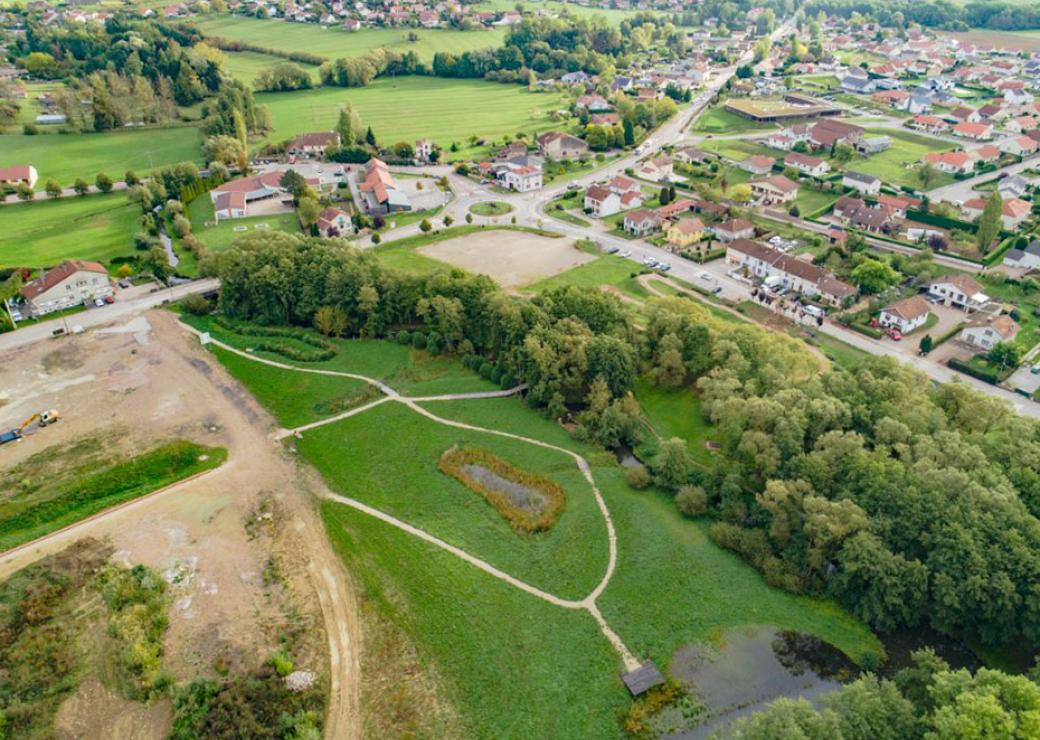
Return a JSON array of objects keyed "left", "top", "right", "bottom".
[{"left": 417, "top": 231, "right": 595, "bottom": 289}]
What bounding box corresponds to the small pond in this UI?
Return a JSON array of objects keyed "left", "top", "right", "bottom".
[{"left": 460, "top": 463, "right": 548, "bottom": 515}]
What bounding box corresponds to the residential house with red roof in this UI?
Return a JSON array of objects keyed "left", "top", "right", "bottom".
[{"left": 20, "top": 260, "right": 112, "bottom": 317}]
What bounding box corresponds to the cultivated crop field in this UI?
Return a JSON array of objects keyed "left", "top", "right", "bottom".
[
  {"left": 0, "top": 193, "right": 139, "bottom": 269},
  {"left": 257, "top": 77, "right": 569, "bottom": 153},
  {"left": 0, "top": 127, "right": 200, "bottom": 188},
  {"left": 194, "top": 16, "right": 506, "bottom": 62}
]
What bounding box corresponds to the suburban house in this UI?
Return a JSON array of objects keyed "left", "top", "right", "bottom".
[
  {"left": 970, "top": 145, "right": 1001, "bottom": 164},
  {"left": 415, "top": 139, "right": 434, "bottom": 162},
  {"left": 842, "top": 171, "right": 882, "bottom": 196},
  {"left": 537, "top": 132, "right": 589, "bottom": 160},
  {"left": 912, "top": 115, "right": 951, "bottom": 134},
  {"left": 500, "top": 164, "right": 543, "bottom": 192},
  {"left": 608, "top": 175, "right": 641, "bottom": 196},
  {"left": 809, "top": 119, "right": 864, "bottom": 149},
  {"left": 656, "top": 199, "right": 698, "bottom": 219},
  {"left": 739, "top": 154, "right": 775, "bottom": 175},
  {"left": 584, "top": 185, "right": 621, "bottom": 217},
  {"left": 878, "top": 295, "right": 931, "bottom": 334},
  {"left": 358, "top": 158, "right": 411, "bottom": 213},
  {"left": 0, "top": 164, "right": 38, "bottom": 189},
  {"left": 623, "top": 209, "right": 659, "bottom": 237},
  {"left": 856, "top": 136, "right": 891, "bottom": 154},
  {"left": 923, "top": 151, "right": 975, "bottom": 175},
  {"left": 575, "top": 94, "right": 612, "bottom": 112},
  {"left": 952, "top": 121, "right": 993, "bottom": 140},
  {"left": 959, "top": 315, "right": 1019, "bottom": 350},
  {"left": 316, "top": 207, "right": 350, "bottom": 237},
  {"left": 636, "top": 156, "right": 674, "bottom": 182},
  {"left": 665, "top": 217, "right": 705, "bottom": 247},
  {"left": 210, "top": 171, "right": 286, "bottom": 221},
  {"left": 750, "top": 175, "right": 799, "bottom": 205},
  {"left": 1003, "top": 239, "right": 1040, "bottom": 269},
  {"left": 998, "top": 136, "right": 1039, "bottom": 158},
  {"left": 713, "top": 218, "right": 755, "bottom": 242},
  {"left": 1000, "top": 198, "right": 1032, "bottom": 230},
  {"left": 619, "top": 191, "right": 644, "bottom": 210},
  {"left": 20, "top": 259, "right": 112, "bottom": 318},
  {"left": 726, "top": 238, "right": 855, "bottom": 306},
  {"left": 287, "top": 131, "right": 341, "bottom": 159},
  {"left": 998, "top": 175, "right": 1029, "bottom": 200},
  {"left": 927, "top": 275, "right": 989, "bottom": 310},
  {"left": 784, "top": 152, "right": 829, "bottom": 177}
]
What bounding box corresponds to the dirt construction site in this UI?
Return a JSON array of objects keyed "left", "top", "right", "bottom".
[
  {"left": 0, "top": 310, "right": 360, "bottom": 739},
  {"left": 417, "top": 231, "right": 596, "bottom": 289}
]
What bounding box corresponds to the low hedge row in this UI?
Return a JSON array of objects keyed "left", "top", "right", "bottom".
[
  {"left": 848, "top": 322, "right": 884, "bottom": 339},
  {"left": 947, "top": 357, "right": 998, "bottom": 385},
  {"left": 214, "top": 316, "right": 337, "bottom": 361}
]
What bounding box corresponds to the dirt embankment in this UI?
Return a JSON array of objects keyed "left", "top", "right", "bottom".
[{"left": 0, "top": 310, "right": 361, "bottom": 739}]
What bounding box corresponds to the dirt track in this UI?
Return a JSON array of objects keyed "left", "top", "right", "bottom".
[{"left": 0, "top": 311, "right": 361, "bottom": 739}]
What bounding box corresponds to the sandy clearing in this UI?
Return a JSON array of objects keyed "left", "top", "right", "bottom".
[{"left": 417, "top": 231, "right": 595, "bottom": 288}]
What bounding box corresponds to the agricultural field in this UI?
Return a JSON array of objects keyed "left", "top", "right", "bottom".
[
  {"left": 0, "top": 193, "right": 139, "bottom": 269},
  {"left": 0, "top": 127, "right": 200, "bottom": 188},
  {"left": 193, "top": 327, "right": 882, "bottom": 738},
  {"left": 256, "top": 77, "right": 569, "bottom": 156},
  {"left": 194, "top": 15, "right": 507, "bottom": 62},
  {"left": 220, "top": 50, "right": 322, "bottom": 86},
  {"left": 477, "top": 0, "right": 645, "bottom": 26}
]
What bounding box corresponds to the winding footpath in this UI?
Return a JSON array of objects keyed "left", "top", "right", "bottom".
[{"left": 183, "top": 323, "right": 641, "bottom": 671}]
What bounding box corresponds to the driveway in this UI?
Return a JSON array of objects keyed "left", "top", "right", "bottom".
[{"left": 1007, "top": 364, "right": 1040, "bottom": 395}]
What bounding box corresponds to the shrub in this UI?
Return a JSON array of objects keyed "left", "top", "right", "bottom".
[
  {"left": 411, "top": 332, "right": 427, "bottom": 349},
  {"left": 479, "top": 362, "right": 494, "bottom": 379},
  {"left": 396, "top": 329, "right": 411, "bottom": 344},
  {"left": 625, "top": 466, "right": 651, "bottom": 490},
  {"left": 269, "top": 651, "right": 294, "bottom": 677},
  {"left": 438, "top": 446, "right": 565, "bottom": 532},
  {"left": 182, "top": 294, "right": 212, "bottom": 316},
  {"left": 500, "top": 373, "right": 517, "bottom": 388},
  {"left": 490, "top": 366, "right": 504, "bottom": 384},
  {"left": 675, "top": 485, "right": 708, "bottom": 517},
  {"left": 212, "top": 316, "right": 336, "bottom": 361}
]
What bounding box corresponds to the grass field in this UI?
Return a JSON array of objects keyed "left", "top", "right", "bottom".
[
  {"left": 634, "top": 376, "right": 717, "bottom": 465},
  {"left": 690, "top": 105, "right": 777, "bottom": 135},
  {"left": 221, "top": 50, "right": 321, "bottom": 86},
  {"left": 470, "top": 200, "right": 513, "bottom": 216},
  {"left": 476, "top": 0, "right": 645, "bottom": 25},
  {"left": 0, "top": 440, "right": 226, "bottom": 551},
  {"left": 794, "top": 187, "right": 839, "bottom": 217},
  {"left": 0, "top": 193, "right": 140, "bottom": 269},
  {"left": 852, "top": 129, "right": 953, "bottom": 189},
  {"left": 195, "top": 16, "right": 506, "bottom": 62},
  {"left": 256, "top": 77, "right": 569, "bottom": 155},
  {"left": 0, "top": 127, "right": 200, "bottom": 188},
  {"left": 187, "top": 196, "right": 301, "bottom": 251},
  {"left": 525, "top": 252, "right": 650, "bottom": 301}
]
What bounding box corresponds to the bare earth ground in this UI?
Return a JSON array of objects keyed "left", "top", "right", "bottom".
[
  {"left": 417, "top": 231, "right": 595, "bottom": 288},
  {"left": 0, "top": 311, "right": 361, "bottom": 740},
  {"left": 939, "top": 30, "right": 1040, "bottom": 52}
]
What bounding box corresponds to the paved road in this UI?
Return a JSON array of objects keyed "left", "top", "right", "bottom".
[
  {"left": 0, "top": 278, "right": 217, "bottom": 354},
  {"left": 926, "top": 151, "right": 1040, "bottom": 203}
]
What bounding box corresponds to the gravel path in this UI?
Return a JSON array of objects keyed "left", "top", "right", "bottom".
[{"left": 182, "top": 323, "right": 641, "bottom": 671}]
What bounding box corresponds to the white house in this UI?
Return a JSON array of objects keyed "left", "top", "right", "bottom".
[
  {"left": 842, "top": 171, "right": 882, "bottom": 196},
  {"left": 20, "top": 260, "right": 113, "bottom": 318},
  {"left": 502, "top": 164, "right": 542, "bottom": 192},
  {"left": 584, "top": 185, "right": 621, "bottom": 217},
  {"left": 0, "top": 164, "right": 38, "bottom": 189},
  {"left": 878, "top": 295, "right": 931, "bottom": 334},
  {"left": 927, "top": 275, "right": 989, "bottom": 310},
  {"left": 784, "top": 152, "right": 829, "bottom": 177},
  {"left": 1003, "top": 239, "right": 1040, "bottom": 269},
  {"left": 959, "top": 315, "right": 1019, "bottom": 350},
  {"left": 726, "top": 239, "right": 856, "bottom": 306}
]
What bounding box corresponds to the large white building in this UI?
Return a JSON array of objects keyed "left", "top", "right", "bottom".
[{"left": 20, "top": 260, "right": 112, "bottom": 317}]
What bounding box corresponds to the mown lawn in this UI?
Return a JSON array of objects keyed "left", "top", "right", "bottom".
[
  {"left": 690, "top": 105, "right": 777, "bottom": 135},
  {"left": 0, "top": 193, "right": 139, "bottom": 269},
  {"left": 0, "top": 440, "right": 226, "bottom": 551},
  {"left": 525, "top": 253, "right": 649, "bottom": 300},
  {"left": 794, "top": 187, "right": 838, "bottom": 217},
  {"left": 184, "top": 313, "right": 498, "bottom": 397},
  {"left": 195, "top": 16, "right": 506, "bottom": 62},
  {"left": 634, "top": 376, "right": 717, "bottom": 465},
  {"left": 187, "top": 196, "right": 301, "bottom": 252},
  {"left": 851, "top": 129, "right": 953, "bottom": 189},
  {"left": 302, "top": 401, "right": 609, "bottom": 599},
  {"left": 0, "top": 127, "right": 200, "bottom": 188},
  {"left": 256, "top": 77, "right": 569, "bottom": 156}
]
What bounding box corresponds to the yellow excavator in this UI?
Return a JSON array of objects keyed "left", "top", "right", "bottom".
[{"left": 0, "top": 409, "right": 61, "bottom": 446}]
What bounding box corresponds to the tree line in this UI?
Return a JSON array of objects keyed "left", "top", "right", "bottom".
[{"left": 803, "top": 0, "right": 1040, "bottom": 31}]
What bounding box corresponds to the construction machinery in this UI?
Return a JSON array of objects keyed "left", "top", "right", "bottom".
[{"left": 0, "top": 409, "right": 61, "bottom": 446}]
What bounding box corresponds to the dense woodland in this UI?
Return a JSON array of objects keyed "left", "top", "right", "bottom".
[
  {"left": 217, "top": 233, "right": 1040, "bottom": 662},
  {"left": 803, "top": 0, "right": 1040, "bottom": 31}
]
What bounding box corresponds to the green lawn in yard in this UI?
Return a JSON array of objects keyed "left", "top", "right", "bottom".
[
  {"left": 187, "top": 196, "right": 301, "bottom": 251},
  {"left": 794, "top": 188, "right": 838, "bottom": 217},
  {"left": 301, "top": 401, "right": 609, "bottom": 599},
  {"left": 851, "top": 129, "right": 953, "bottom": 189},
  {"left": 699, "top": 137, "right": 778, "bottom": 163},
  {"left": 790, "top": 75, "right": 840, "bottom": 93},
  {"left": 0, "top": 193, "right": 139, "bottom": 269},
  {"left": 0, "top": 127, "right": 200, "bottom": 188},
  {"left": 221, "top": 50, "right": 321, "bottom": 86},
  {"left": 256, "top": 78, "right": 569, "bottom": 158},
  {"left": 195, "top": 16, "right": 506, "bottom": 62},
  {"left": 691, "top": 105, "right": 777, "bottom": 135}
]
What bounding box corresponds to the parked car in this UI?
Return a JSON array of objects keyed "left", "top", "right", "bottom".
[
  {"left": 604, "top": 245, "right": 620, "bottom": 254},
  {"left": 620, "top": 250, "right": 632, "bottom": 258},
  {"left": 657, "top": 263, "right": 672, "bottom": 272},
  {"left": 104, "top": 295, "right": 115, "bottom": 304}
]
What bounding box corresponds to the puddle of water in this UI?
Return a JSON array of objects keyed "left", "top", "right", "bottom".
[
  {"left": 663, "top": 627, "right": 857, "bottom": 739},
  {"left": 460, "top": 463, "right": 548, "bottom": 514},
  {"left": 613, "top": 444, "right": 645, "bottom": 469}
]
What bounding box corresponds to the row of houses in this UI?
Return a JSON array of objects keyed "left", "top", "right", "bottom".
[{"left": 726, "top": 239, "right": 857, "bottom": 307}]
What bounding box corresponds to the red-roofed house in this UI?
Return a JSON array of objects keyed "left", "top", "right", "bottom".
[
  {"left": 923, "top": 151, "right": 975, "bottom": 175},
  {"left": 20, "top": 260, "right": 112, "bottom": 317},
  {"left": 952, "top": 122, "right": 993, "bottom": 141},
  {"left": 584, "top": 186, "right": 621, "bottom": 217},
  {"left": 0, "top": 164, "right": 38, "bottom": 189},
  {"left": 750, "top": 175, "right": 799, "bottom": 205}
]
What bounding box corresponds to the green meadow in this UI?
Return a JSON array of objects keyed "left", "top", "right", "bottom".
[{"left": 0, "top": 193, "right": 139, "bottom": 269}]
